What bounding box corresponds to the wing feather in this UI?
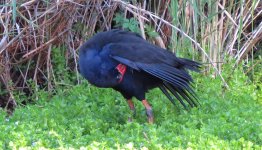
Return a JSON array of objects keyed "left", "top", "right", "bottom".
[{"left": 103, "top": 43, "right": 200, "bottom": 108}]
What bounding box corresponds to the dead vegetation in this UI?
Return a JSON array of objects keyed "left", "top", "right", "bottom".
[{"left": 0, "top": 0, "right": 261, "bottom": 113}]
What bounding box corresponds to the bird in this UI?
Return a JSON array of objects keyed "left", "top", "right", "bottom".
[{"left": 78, "top": 29, "right": 200, "bottom": 123}]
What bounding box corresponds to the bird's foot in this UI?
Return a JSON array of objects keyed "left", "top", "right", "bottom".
[
  {"left": 142, "top": 99, "right": 154, "bottom": 124},
  {"left": 127, "top": 99, "right": 136, "bottom": 122},
  {"left": 146, "top": 108, "right": 154, "bottom": 124}
]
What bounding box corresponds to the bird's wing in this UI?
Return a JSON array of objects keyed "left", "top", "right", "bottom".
[
  {"left": 103, "top": 43, "right": 199, "bottom": 108},
  {"left": 134, "top": 63, "right": 199, "bottom": 108},
  {"left": 103, "top": 42, "right": 182, "bottom": 66}
]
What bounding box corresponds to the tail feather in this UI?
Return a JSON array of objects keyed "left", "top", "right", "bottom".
[
  {"left": 163, "top": 83, "right": 188, "bottom": 109},
  {"left": 136, "top": 62, "right": 200, "bottom": 109},
  {"left": 163, "top": 82, "right": 199, "bottom": 109},
  {"left": 179, "top": 58, "right": 201, "bottom": 72},
  {"left": 159, "top": 85, "right": 177, "bottom": 107}
]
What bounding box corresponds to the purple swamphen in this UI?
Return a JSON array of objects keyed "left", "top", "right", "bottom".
[{"left": 79, "top": 29, "right": 200, "bottom": 123}]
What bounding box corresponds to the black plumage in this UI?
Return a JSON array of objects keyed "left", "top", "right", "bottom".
[{"left": 79, "top": 29, "right": 200, "bottom": 123}]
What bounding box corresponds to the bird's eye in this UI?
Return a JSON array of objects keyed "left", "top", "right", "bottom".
[{"left": 117, "top": 74, "right": 122, "bottom": 79}]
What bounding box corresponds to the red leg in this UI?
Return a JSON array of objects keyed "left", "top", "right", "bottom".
[
  {"left": 127, "top": 99, "right": 135, "bottom": 110},
  {"left": 127, "top": 99, "right": 136, "bottom": 122},
  {"left": 142, "top": 99, "right": 153, "bottom": 123}
]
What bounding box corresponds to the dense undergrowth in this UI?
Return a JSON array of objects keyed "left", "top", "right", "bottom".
[
  {"left": 0, "top": 64, "right": 261, "bottom": 149},
  {"left": 1, "top": 1, "right": 261, "bottom": 149}
]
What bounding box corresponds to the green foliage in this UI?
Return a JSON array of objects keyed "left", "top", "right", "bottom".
[
  {"left": 113, "top": 13, "right": 159, "bottom": 39},
  {"left": 221, "top": 59, "right": 262, "bottom": 104},
  {"left": 114, "top": 13, "right": 140, "bottom": 34},
  {"left": 144, "top": 24, "right": 159, "bottom": 39},
  {"left": 245, "top": 56, "right": 262, "bottom": 85},
  {"left": 72, "top": 22, "right": 89, "bottom": 40},
  {"left": 51, "top": 46, "right": 70, "bottom": 83},
  {"left": 0, "top": 68, "right": 261, "bottom": 149},
  {"left": 10, "top": 46, "right": 76, "bottom": 105}
]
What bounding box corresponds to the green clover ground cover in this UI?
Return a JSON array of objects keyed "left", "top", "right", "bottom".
[{"left": 0, "top": 73, "right": 261, "bottom": 149}]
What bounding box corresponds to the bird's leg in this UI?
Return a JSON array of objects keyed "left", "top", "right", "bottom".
[
  {"left": 142, "top": 99, "right": 153, "bottom": 123},
  {"left": 127, "top": 99, "right": 136, "bottom": 122}
]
